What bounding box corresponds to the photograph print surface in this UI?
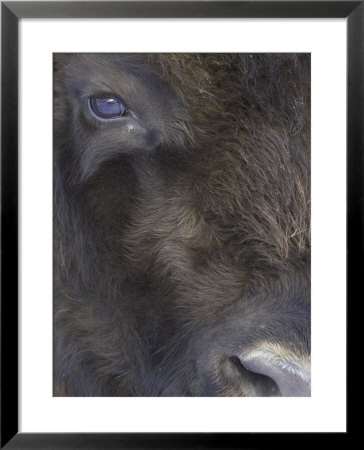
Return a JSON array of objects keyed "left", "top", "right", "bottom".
[{"left": 53, "top": 53, "right": 311, "bottom": 397}]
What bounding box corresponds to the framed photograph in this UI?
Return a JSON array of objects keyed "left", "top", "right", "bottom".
[{"left": 2, "top": 1, "right": 357, "bottom": 448}]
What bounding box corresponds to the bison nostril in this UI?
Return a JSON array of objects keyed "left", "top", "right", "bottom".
[
  {"left": 229, "top": 355, "right": 281, "bottom": 396},
  {"left": 236, "top": 347, "right": 311, "bottom": 397}
]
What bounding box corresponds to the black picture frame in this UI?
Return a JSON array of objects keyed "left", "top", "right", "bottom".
[{"left": 1, "top": 1, "right": 358, "bottom": 448}]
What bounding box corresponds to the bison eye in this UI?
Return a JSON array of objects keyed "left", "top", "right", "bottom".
[{"left": 89, "top": 97, "right": 127, "bottom": 119}]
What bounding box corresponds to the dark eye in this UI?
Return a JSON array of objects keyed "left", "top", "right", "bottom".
[{"left": 89, "top": 97, "right": 127, "bottom": 119}]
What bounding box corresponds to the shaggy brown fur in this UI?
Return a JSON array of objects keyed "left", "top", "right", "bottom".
[{"left": 54, "top": 53, "right": 310, "bottom": 396}]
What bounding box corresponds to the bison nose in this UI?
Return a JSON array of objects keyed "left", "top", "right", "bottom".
[{"left": 236, "top": 345, "right": 311, "bottom": 397}]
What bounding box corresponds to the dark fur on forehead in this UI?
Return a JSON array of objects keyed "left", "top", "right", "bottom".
[{"left": 54, "top": 53, "right": 310, "bottom": 397}]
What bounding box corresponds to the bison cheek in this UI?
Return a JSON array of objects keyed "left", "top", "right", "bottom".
[{"left": 77, "top": 124, "right": 160, "bottom": 181}]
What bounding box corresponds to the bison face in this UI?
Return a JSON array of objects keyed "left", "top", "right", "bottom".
[{"left": 54, "top": 53, "right": 311, "bottom": 397}]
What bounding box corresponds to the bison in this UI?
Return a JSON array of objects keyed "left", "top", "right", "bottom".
[{"left": 53, "top": 53, "right": 311, "bottom": 397}]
